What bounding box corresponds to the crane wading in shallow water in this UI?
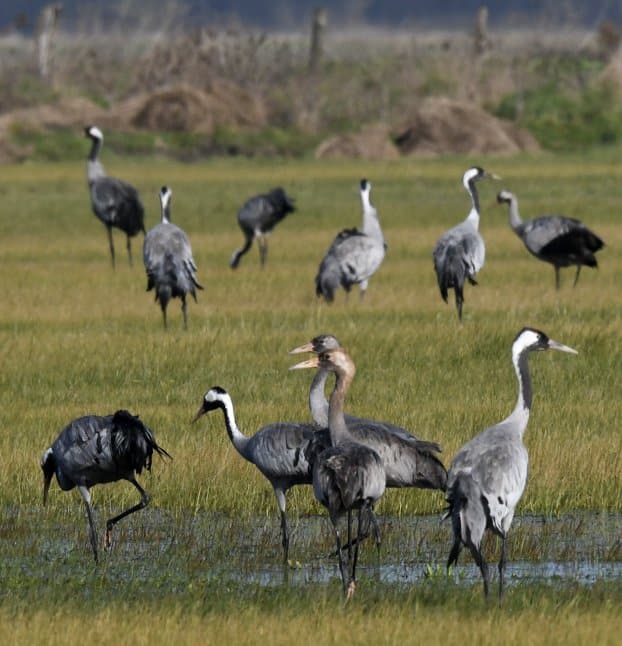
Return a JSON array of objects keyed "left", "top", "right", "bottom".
[
  {"left": 84, "top": 125, "right": 145, "bottom": 268},
  {"left": 432, "top": 167, "right": 499, "bottom": 321},
  {"left": 143, "top": 186, "right": 203, "bottom": 329},
  {"left": 290, "top": 346, "right": 386, "bottom": 601},
  {"left": 289, "top": 334, "right": 447, "bottom": 492},
  {"left": 41, "top": 410, "right": 171, "bottom": 562},
  {"left": 230, "top": 188, "right": 296, "bottom": 269},
  {"left": 496, "top": 189, "right": 604, "bottom": 289},
  {"left": 444, "top": 327, "right": 577, "bottom": 599},
  {"left": 192, "top": 387, "right": 319, "bottom": 563},
  {"left": 315, "top": 179, "right": 386, "bottom": 303}
]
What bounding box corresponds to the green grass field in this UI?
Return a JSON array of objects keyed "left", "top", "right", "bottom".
[{"left": 0, "top": 152, "right": 621, "bottom": 643}]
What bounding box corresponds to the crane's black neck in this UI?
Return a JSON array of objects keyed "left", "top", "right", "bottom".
[
  {"left": 88, "top": 137, "right": 102, "bottom": 162},
  {"left": 467, "top": 178, "right": 480, "bottom": 217}
]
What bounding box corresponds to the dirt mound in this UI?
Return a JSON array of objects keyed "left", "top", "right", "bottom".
[
  {"left": 315, "top": 124, "right": 400, "bottom": 160},
  {"left": 394, "top": 97, "right": 540, "bottom": 156},
  {"left": 0, "top": 96, "right": 108, "bottom": 134},
  {"left": 123, "top": 81, "right": 267, "bottom": 134}
]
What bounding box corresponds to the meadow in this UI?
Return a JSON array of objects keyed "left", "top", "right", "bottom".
[{"left": 0, "top": 152, "right": 621, "bottom": 643}]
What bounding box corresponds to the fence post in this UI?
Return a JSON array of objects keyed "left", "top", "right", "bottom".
[
  {"left": 36, "top": 2, "right": 63, "bottom": 82},
  {"left": 309, "top": 7, "right": 327, "bottom": 71}
]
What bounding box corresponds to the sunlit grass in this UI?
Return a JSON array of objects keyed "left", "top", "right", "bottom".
[
  {"left": 1, "top": 154, "right": 620, "bottom": 516},
  {"left": 0, "top": 153, "right": 620, "bottom": 641}
]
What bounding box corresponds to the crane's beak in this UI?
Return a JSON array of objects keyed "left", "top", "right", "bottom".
[
  {"left": 191, "top": 403, "right": 207, "bottom": 424},
  {"left": 485, "top": 171, "right": 502, "bottom": 181},
  {"left": 289, "top": 356, "right": 320, "bottom": 371},
  {"left": 288, "top": 341, "right": 315, "bottom": 355},
  {"left": 547, "top": 339, "right": 578, "bottom": 355}
]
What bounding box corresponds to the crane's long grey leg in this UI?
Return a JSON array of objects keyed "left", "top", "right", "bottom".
[
  {"left": 107, "top": 226, "right": 115, "bottom": 269},
  {"left": 104, "top": 477, "right": 150, "bottom": 549},
  {"left": 126, "top": 235, "right": 133, "bottom": 266},
  {"left": 273, "top": 488, "right": 289, "bottom": 563},
  {"left": 181, "top": 295, "right": 188, "bottom": 330},
  {"left": 447, "top": 536, "right": 462, "bottom": 570},
  {"left": 573, "top": 265, "right": 582, "bottom": 287},
  {"left": 455, "top": 286, "right": 464, "bottom": 322},
  {"left": 258, "top": 235, "right": 268, "bottom": 267},
  {"left": 346, "top": 509, "right": 353, "bottom": 567},
  {"left": 230, "top": 235, "right": 253, "bottom": 269},
  {"left": 468, "top": 543, "right": 490, "bottom": 599},
  {"left": 368, "top": 506, "right": 381, "bottom": 558},
  {"left": 346, "top": 506, "right": 364, "bottom": 602},
  {"left": 555, "top": 266, "right": 560, "bottom": 290},
  {"left": 77, "top": 485, "right": 98, "bottom": 563},
  {"left": 331, "top": 519, "right": 347, "bottom": 596},
  {"left": 498, "top": 534, "right": 507, "bottom": 598}
]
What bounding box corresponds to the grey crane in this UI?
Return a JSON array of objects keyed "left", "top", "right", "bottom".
[
  {"left": 230, "top": 187, "right": 296, "bottom": 269},
  {"left": 192, "top": 386, "right": 319, "bottom": 563},
  {"left": 84, "top": 125, "right": 145, "bottom": 268},
  {"left": 445, "top": 327, "right": 577, "bottom": 598},
  {"left": 497, "top": 189, "right": 604, "bottom": 289},
  {"left": 433, "top": 167, "right": 499, "bottom": 321},
  {"left": 289, "top": 334, "right": 447, "bottom": 491},
  {"left": 290, "top": 346, "right": 386, "bottom": 600},
  {"left": 41, "top": 409, "right": 171, "bottom": 562},
  {"left": 315, "top": 179, "right": 386, "bottom": 302},
  {"left": 143, "top": 186, "right": 203, "bottom": 329}
]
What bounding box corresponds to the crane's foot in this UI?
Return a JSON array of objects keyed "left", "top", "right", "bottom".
[{"left": 345, "top": 580, "right": 356, "bottom": 602}]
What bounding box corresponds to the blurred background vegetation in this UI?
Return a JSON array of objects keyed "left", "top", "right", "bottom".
[{"left": 2, "top": 0, "right": 622, "bottom": 160}]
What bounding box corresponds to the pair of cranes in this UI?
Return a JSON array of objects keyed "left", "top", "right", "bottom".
[
  {"left": 42, "top": 327, "right": 576, "bottom": 600},
  {"left": 433, "top": 167, "right": 605, "bottom": 321}
]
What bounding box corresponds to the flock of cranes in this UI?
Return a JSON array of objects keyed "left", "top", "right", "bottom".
[
  {"left": 39, "top": 124, "right": 601, "bottom": 600},
  {"left": 84, "top": 125, "right": 605, "bottom": 325}
]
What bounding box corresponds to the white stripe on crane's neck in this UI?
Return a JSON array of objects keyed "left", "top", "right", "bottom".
[
  {"left": 208, "top": 390, "right": 250, "bottom": 457},
  {"left": 360, "top": 181, "right": 372, "bottom": 213},
  {"left": 463, "top": 168, "right": 481, "bottom": 228},
  {"left": 159, "top": 188, "right": 172, "bottom": 223},
  {"left": 508, "top": 329, "right": 540, "bottom": 432}
]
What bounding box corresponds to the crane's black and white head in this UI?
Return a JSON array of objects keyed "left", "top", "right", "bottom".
[
  {"left": 159, "top": 186, "right": 172, "bottom": 222},
  {"left": 360, "top": 178, "right": 371, "bottom": 193},
  {"left": 84, "top": 125, "right": 103, "bottom": 141},
  {"left": 512, "top": 327, "right": 578, "bottom": 361},
  {"left": 40, "top": 447, "right": 56, "bottom": 505},
  {"left": 496, "top": 190, "right": 515, "bottom": 205},
  {"left": 288, "top": 333, "right": 341, "bottom": 356},
  {"left": 192, "top": 386, "right": 229, "bottom": 422},
  {"left": 462, "top": 166, "right": 500, "bottom": 190}
]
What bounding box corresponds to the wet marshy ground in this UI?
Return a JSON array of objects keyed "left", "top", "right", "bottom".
[{"left": 1, "top": 508, "right": 620, "bottom": 598}]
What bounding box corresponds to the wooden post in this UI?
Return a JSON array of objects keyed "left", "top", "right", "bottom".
[
  {"left": 36, "top": 3, "right": 63, "bottom": 81},
  {"left": 309, "top": 7, "right": 327, "bottom": 71},
  {"left": 474, "top": 5, "right": 489, "bottom": 55}
]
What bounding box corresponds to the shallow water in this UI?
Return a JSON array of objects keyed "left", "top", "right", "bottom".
[{"left": 1, "top": 508, "right": 620, "bottom": 595}]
